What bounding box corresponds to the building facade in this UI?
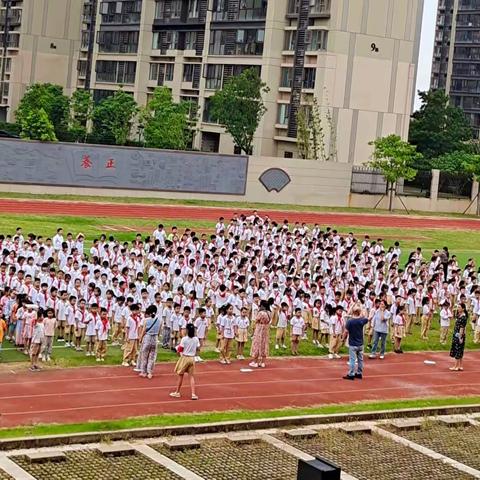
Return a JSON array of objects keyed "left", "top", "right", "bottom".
[
  {"left": 431, "top": 0, "right": 480, "bottom": 137},
  {"left": 1, "top": 0, "right": 423, "bottom": 164}
]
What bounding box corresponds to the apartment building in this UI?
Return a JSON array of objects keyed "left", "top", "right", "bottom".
[
  {"left": 1, "top": 0, "right": 423, "bottom": 164},
  {"left": 431, "top": 0, "right": 480, "bottom": 137},
  {"left": 0, "top": 0, "right": 83, "bottom": 122}
]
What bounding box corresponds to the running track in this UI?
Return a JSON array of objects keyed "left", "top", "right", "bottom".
[
  {"left": 1, "top": 352, "right": 479, "bottom": 427},
  {"left": 1, "top": 198, "right": 480, "bottom": 230}
]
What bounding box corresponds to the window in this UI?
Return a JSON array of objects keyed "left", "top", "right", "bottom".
[
  {"left": 183, "top": 64, "right": 194, "bottom": 82},
  {"left": 205, "top": 64, "right": 223, "bottom": 89},
  {"left": 187, "top": 0, "right": 199, "bottom": 18},
  {"left": 284, "top": 31, "right": 296, "bottom": 51},
  {"left": 307, "top": 30, "right": 328, "bottom": 51},
  {"left": 100, "top": 1, "right": 142, "bottom": 24},
  {"left": 152, "top": 31, "right": 179, "bottom": 50},
  {"left": 149, "top": 63, "right": 174, "bottom": 82},
  {"left": 95, "top": 60, "right": 137, "bottom": 84},
  {"left": 234, "top": 29, "right": 264, "bottom": 55},
  {"left": 209, "top": 30, "right": 226, "bottom": 55},
  {"left": 97, "top": 30, "right": 139, "bottom": 53},
  {"left": 277, "top": 104, "right": 290, "bottom": 124},
  {"left": 77, "top": 60, "right": 88, "bottom": 77},
  {"left": 280, "top": 67, "right": 293, "bottom": 88},
  {"left": 185, "top": 31, "right": 198, "bottom": 50},
  {"left": 303, "top": 68, "right": 316, "bottom": 89},
  {"left": 212, "top": 0, "right": 228, "bottom": 21},
  {"left": 238, "top": 0, "right": 267, "bottom": 20},
  {"left": 203, "top": 97, "right": 219, "bottom": 123}
]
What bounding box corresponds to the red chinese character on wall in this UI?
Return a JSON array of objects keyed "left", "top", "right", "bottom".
[
  {"left": 81, "top": 154, "right": 93, "bottom": 169},
  {"left": 105, "top": 158, "right": 115, "bottom": 169}
]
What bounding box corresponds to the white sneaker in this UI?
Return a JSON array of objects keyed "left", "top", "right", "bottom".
[
  {"left": 220, "top": 359, "right": 227, "bottom": 364},
  {"left": 133, "top": 367, "right": 141, "bottom": 372},
  {"left": 238, "top": 355, "right": 244, "bottom": 360},
  {"left": 379, "top": 355, "right": 385, "bottom": 359},
  {"left": 282, "top": 344, "right": 287, "bottom": 349},
  {"left": 58, "top": 338, "right": 65, "bottom": 343},
  {"left": 65, "top": 342, "right": 70, "bottom": 347},
  {"left": 328, "top": 354, "right": 334, "bottom": 360},
  {"left": 249, "top": 361, "right": 259, "bottom": 368},
  {"left": 96, "top": 358, "right": 101, "bottom": 362},
  {"left": 214, "top": 347, "right": 220, "bottom": 353},
  {"left": 47, "top": 356, "right": 51, "bottom": 362},
  {"left": 101, "top": 358, "right": 105, "bottom": 362},
  {"left": 122, "top": 361, "right": 129, "bottom": 367},
  {"left": 275, "top": 344, "right": 279, "bottom": 350},
  {"left": 334, "top": 354, "right": 341, "bottom": 359}
]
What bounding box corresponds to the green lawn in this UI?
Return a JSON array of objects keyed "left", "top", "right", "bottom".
[
  {"left": 0, "top": 396, "right": 478, "bottom": 440},
  {"left": 1, "top": 191, "right": 479, "bottom": 219}
]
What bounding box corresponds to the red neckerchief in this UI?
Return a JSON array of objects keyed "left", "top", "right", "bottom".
[{"left": 101, "top": 316, "right": 109, "bottom": 335}]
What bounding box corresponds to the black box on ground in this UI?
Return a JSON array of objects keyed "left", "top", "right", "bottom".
[{"left": 297, "top": 456, "right": 341, "bottom": 480}]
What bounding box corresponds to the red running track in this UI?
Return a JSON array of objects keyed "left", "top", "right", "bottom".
[
  {"left": 0, "top": 352, "right": 479, "bottom": 427},
  {"left": 1, "top": 198, "right": 480, "bottom": 230}
]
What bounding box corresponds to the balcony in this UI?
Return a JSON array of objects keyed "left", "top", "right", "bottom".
[
  {"left": 287, "top": 0, "right": 331, "bottom": 18},
  {"left": 212, "top": 7, "right": 267, "bottom": 22},
  {"left": 101, "top": 12, "right": 141, "bottom": 24}
]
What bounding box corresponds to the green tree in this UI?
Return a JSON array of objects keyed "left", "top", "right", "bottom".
[
  {"left": 15, "top": 83, "right": 69, "bottom": 139},
  {"left": 430, "top": 150, "right": 477, "bottom": 173},
  {"left": 92, "top": 90, "right": 138, "bottom": 146},
  {"left": 409, "top": 89, "right": 472, "bottom": 163},
  {"left": 69, "top": 89, "right": 94, "bottom": 142},
  {"left": 367, "top": 134, "right": 421, "bottom": 211},
  {"left": 19, "top": 108, "right": 57, "bottom": 142},
  {"left": 140, "top": 87, "right": 196, "bottom": 150},
  {"left": 461, "top": 154, "right": 480, "bottom": 214},
  {"left": 296, "top": 106, "right": 312, "bottom": 160},
  {"left": 210, "top": 68, "right": 269, "bottom": 155}
]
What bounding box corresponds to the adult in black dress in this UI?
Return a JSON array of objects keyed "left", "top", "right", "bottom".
[{"left": 449, "top": 303, "right": 467, "bottom": 372}]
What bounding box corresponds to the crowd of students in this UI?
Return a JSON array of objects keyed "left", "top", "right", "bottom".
[{"left": 0, "top": 212, "right": 476, "bottom": 382}]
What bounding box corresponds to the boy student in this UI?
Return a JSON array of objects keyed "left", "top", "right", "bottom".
[
  {"left": 65, "top": 295, "right": 77, "bottom": 347},
  {"left": 123, "top": 303, "right": 142, "bottom": 367},
  {"left": 234, "top": 306, "right": 250, "bottom": 360},
  {"left": 84, "top": 303, "right": 99, "bottom": 357},
  {"left": 111, "top": 295, "right": 125, "bottom": 346},
  {"left": 95, "top": 307, "right": 110, "bottom": 362},
  {"left": 170, "top": 302, "right": 182, "bottom": 349},
  {"left": 275, "top": 302, "right": 289, "bottom": 350},
  {"left": 56, "top": 290, "right": 69, "bottom": 344},
  {"left": 193, "top": 307, "right": 208, "bottom": 362},
  {"left": 162, "top": 297, "right": 173, "bottom": 349},
  {"left": 219, "top": 304, "right": 235, "bottom": 364},
  {"left": 74, "top": 298, "right": 87, "bottom": 351}
]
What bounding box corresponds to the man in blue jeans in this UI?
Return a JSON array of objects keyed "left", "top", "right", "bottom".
[
  {"left": 369, "top": 300, "right": 391, "bottom": 360},
  {"left": 343, "top": 306, "right": 368, "bottom": 380}
]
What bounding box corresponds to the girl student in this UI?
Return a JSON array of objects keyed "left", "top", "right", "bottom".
[
  {"left": 29, "top": 310, "right": 45, "bottom": 371},
  {"left": 440, "top": 301, "right": 453, "bottom": 345},
  {"left": 290, "top": 307, "right": 305, "bottom": 356},
  {"left": 234, "top": 306, "right": 250, "bottom": 360},
  {"left": 94, "top": 307, "right": 110, "bottom": 362},
  {"left": 311, "top": 298, "right": 322, "bottom": 347},
  {"left": 42, "top": 307, "right": 56, "bottom": 362},
  {"left": 214, "top": 304, "right": 226, "bottom": 353},
  {"left": 328, "top": 304, "right": 345, "bottom": 360},
  {"left": 275, "top": 302, "right": 289, "bottom": 350},
  {"left": 421, "top": 296, "right": 433, "bottom": 340},
  {"left": 393, "top": 304, "right": 406, "bottom": 354},
  {"left": 170, "top": 323, "right": 200, "bottom": 400},
  {"left": 22, "top": 304, "right": 37, "bottom": 355},
  {"left": 319, "top": 302, "right": 330, "bottom": 350}
]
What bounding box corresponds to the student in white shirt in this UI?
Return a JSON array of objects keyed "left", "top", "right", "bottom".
[
  {"left": 219, "top": 304, "right": 235, "bottom": 364},
  {"left": 193, "top": 307, "right": 208, "bottom": 362},
  {"left": 275, "top": 302, "right": 289, "bottom": 350},
  {"left": 234, "top": 306, "right": 250, "bottom": 360},
  {"left": 84, "top": 303, "right": 99, "bottom": 357},
  {"left": 95, "top": 307, "right": 110, "bottom": 362},
  {"left": 170, "top": 323, "right": 200, "bottom": 400},
  {"left": 122, "top": 304, "right": 143, "bottom": 366},
  {"left": 290, "top": 308, "right": 305, "bottom": 356},
  {"left": 440, "top": 301, "right": 453, "bottom": 345}
]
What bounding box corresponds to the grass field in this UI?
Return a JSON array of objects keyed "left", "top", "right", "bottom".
[
  {"left": 0, "top": 396, "right": 478, "bottom": 440},
  {"left": 0, "top": 212, "right": 479, "bottom": 367}
]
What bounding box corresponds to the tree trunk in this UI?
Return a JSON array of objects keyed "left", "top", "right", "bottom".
[
  {"left": 477, "top": 191, "right": 480, "bottom": 216},
  {"left": 388, "top": 182, "right": 394, "bottom": 211}
]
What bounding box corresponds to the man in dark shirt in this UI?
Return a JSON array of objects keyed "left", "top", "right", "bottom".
[{"left": 343, "top": 306, "right": 368, "bottom": 380}]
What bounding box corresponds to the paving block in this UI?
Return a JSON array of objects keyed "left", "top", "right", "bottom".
[
  {"left": 225, "top": 433, "right": 261, "bottom": 445},
  {"left": 25, "top": 451, "right": 67, "bottom": 464},
  {"left": 164, "top": 437, "right": 201, "bottom": 451},
  {"left": 390, "top": 419, "right": 423, "bottom": 431},
  {"left": 438, "top": 417, "right": 471, "bottom": 428},
  {"left": 96, "top": 444, "right": 137, "bottom": 457},
  {"left": 284, "top": 429, "right": 318, "bottom": 439},
  {"left": 339, "top": 424, "right": 372, "bottom": 435}
]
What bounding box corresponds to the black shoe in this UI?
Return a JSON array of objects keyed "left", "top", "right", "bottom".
[
  {"left": 342, "top": 375, "right": 355, "bottom": 381},
  {"left": 354, "top": 373, "right": 363, "bottom": 379},
  {"left": 398, "top": 349, "right": 404, "bottom": 354}
]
